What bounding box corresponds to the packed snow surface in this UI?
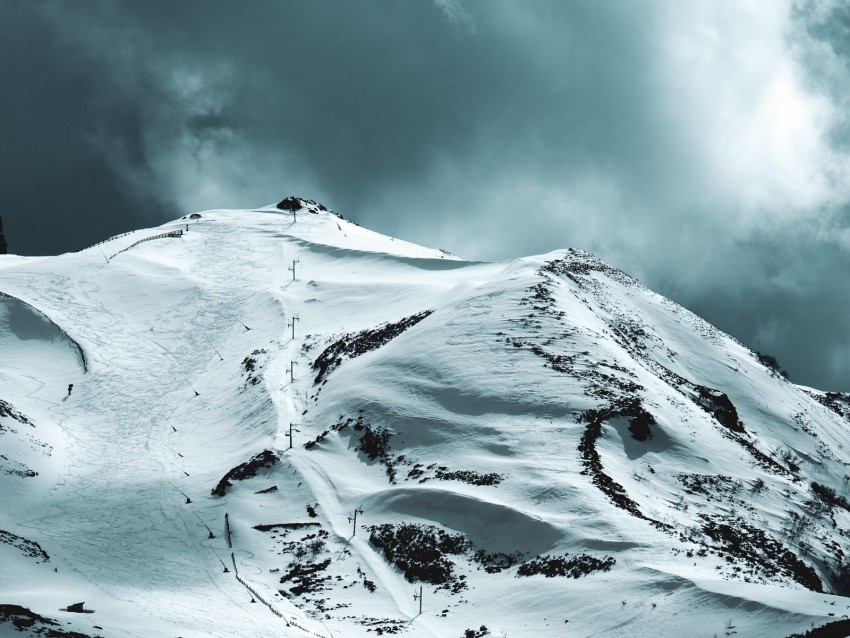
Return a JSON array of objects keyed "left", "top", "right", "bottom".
[{"left": 2, "top": 201, "right": 850, "bottom": 637}]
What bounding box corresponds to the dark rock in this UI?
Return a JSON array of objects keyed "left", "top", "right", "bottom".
[
  {"left": 276, "top": 197, "right": 303, "bottom": 211},
  {"left": 212, "top": 450, "right": 278, "bottom": 497},
  {"left": 312, "top": 310, "right": 434, "bottom": 384},
  {"left": 516, "top": 553, "right": 615, "bottom": 578}
]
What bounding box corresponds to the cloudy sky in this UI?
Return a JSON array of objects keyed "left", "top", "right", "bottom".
[{"left": 3, "top": 0, "right": 850, "bottom": 391}]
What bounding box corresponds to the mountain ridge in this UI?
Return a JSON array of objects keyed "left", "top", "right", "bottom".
[{"left": 1, "top": 199, "right": 849, "bottom": 637}]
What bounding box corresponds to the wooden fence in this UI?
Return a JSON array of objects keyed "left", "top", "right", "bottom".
[
  {"left": 229, "top": 544, "right": 330, "bottom": 637},
  {"left": 108, "top": 229, "right": 183, "bottom": 260}
]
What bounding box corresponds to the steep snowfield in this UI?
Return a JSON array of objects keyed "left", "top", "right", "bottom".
[{"left": 2, "top": 201, "right": 850, "bottom": 638}]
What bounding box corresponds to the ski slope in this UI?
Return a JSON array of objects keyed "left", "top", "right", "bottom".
[{"left": 1, "top": 200, "right": 850, "bottom": 637}]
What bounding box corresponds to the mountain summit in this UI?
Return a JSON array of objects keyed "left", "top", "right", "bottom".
[{"left": 1, "top": 201, "right": 849, "bottom": 637}]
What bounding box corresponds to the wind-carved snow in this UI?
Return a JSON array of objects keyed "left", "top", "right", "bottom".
[{"left": 1, "top": 199, "right": 850, "bottom": 637}]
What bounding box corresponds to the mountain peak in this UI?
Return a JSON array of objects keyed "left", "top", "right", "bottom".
[{"left": 275, "top": 195, "right": 333, "bottom": 215}]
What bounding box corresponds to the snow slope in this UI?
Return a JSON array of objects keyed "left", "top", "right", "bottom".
[{"left": 2, "top": 200, "right": 850, "bottom": 638}]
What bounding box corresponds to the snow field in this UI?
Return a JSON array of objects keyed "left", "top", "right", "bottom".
[{"left": 1, "top": 204, "right": 849, "bottom": 637}]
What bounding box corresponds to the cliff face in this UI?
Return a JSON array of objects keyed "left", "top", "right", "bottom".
[{"left": 1, "top": 201, "right": 849, "bottom": 638}]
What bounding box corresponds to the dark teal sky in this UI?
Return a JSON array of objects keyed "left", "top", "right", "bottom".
[{"left": 3, "top": 0, "right": 850, "bottom": 392}]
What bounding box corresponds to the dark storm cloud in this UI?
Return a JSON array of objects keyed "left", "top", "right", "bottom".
[
  {"left": 0, "top": 2, "right": 161, "bottom": 255},
  {"left": 4, "top": 0, "right": 850, "bottom": 391}
]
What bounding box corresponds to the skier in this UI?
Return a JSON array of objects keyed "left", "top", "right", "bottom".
[{"left": 67, "top": 383, "right": 73, "bottom": 396}]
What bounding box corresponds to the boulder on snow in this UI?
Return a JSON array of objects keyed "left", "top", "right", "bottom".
[{"left": 63, "top": 602, "right": 92, "bottom": 613}]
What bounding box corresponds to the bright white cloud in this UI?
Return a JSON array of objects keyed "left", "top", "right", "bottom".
[{"left": 655, "top": 0, "right": 850, "bottom": 228}]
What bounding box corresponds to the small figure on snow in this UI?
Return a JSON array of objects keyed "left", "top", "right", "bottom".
[{"left": 67, "top": 383, "right": 73, "bottom": 396}]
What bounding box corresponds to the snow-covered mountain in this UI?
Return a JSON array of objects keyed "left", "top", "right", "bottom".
[{"left": 2, "top": 199, "right": 850, "bottom": 638}]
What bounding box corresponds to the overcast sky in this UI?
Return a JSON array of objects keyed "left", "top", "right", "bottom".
[{"left": 3, "top": 0, "right": 850, "bottom": 391}]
